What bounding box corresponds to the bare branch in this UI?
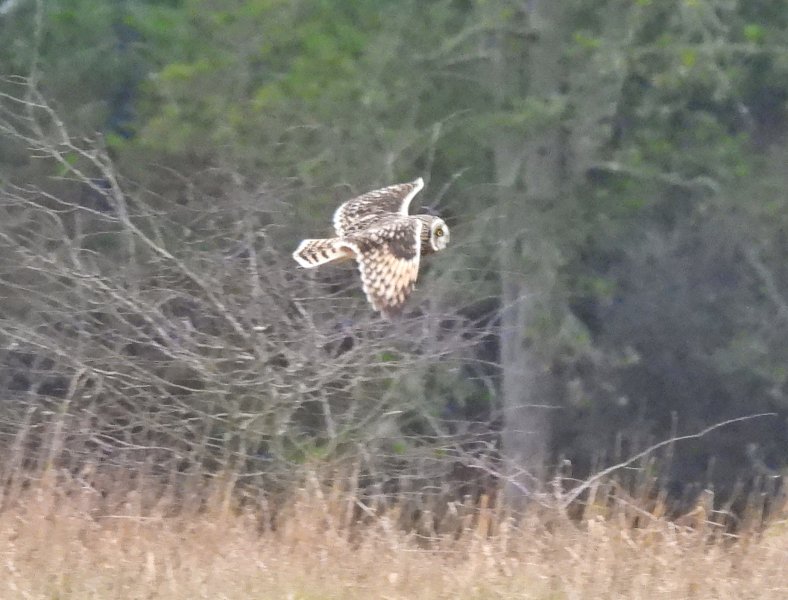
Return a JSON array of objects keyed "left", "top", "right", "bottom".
[{"left": 558, "top": 413, "right": 777, "bottom": 509}]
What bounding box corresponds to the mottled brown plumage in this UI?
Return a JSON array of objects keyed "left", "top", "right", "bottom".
[{"left": 293, "top": 178, "right": 450, "bottom": 316}]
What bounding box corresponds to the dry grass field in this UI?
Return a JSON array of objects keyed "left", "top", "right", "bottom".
[{"left": 0, "top": 469, "right": 785, "bottom": 600}]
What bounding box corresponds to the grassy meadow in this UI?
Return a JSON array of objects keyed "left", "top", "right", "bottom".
[{"left": 0, "top": 468, "right": 785, "bottom": 600}]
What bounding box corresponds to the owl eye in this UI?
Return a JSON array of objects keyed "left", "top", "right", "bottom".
[{"left": 434, "top": 227, "right": 444, "bottom": 237}]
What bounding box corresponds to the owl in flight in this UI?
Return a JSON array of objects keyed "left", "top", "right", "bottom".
[{"left": 293, "top": 178, "right": 450, "bottom": 316}]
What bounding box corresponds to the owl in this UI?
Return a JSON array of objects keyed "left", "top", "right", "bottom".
[{"left": 293, "top": 178, "right": 450, "bottom": 316}]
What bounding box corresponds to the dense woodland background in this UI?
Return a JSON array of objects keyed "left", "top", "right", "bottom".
[{"left": 1, "top": 0, "right": 787, "bottom": 515}]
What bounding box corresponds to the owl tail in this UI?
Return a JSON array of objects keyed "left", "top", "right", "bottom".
[{"left": 293, "top": 238, "right": 354, "bottom": 268}]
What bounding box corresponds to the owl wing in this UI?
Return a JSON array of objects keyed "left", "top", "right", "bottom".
[
  {"left": 333, "top": 178, "right": 424, "bottom": 237},
  {"left": 341, "top": 217, "right": 423, "bottom": 317}
]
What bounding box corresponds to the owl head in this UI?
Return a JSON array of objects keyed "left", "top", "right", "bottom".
[
  {"left": 428, "top": 217, "right": 450, "bottom": 252},
  {"left": 415, "top": 214, "right": 449, "bottom": 253}
]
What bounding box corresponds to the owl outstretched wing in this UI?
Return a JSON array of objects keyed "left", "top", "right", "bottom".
[
  {"left": 333, "top": 178, "right": 424, "bottom": 237},
  {"left": 341, "top": 217, "right": 423, "bottom": 317}
]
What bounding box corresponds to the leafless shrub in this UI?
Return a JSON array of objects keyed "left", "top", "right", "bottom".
[{"left": 0, "top": 78, "right": 497, "bottom": 501}]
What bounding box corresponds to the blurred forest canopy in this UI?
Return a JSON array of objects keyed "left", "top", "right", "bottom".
[{"left": 0, "top": 0, "right": 787, "bottom": 511}]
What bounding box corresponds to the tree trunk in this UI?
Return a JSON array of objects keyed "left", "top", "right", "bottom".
[{"left": 491, "top": 1, "right": 566, "bottom": 508}]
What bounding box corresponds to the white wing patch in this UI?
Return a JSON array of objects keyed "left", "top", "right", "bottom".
[{"left": 397, "top": 177, "right": 424, "bottom": 215}]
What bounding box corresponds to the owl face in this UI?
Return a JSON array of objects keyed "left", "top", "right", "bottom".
[{"left": 428, "top": 218, "right": 450, "bottom": 252}]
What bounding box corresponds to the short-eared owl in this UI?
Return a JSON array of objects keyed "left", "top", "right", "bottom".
[{"left": 293, "top": 178, "right": 450, "bottom": 316}]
